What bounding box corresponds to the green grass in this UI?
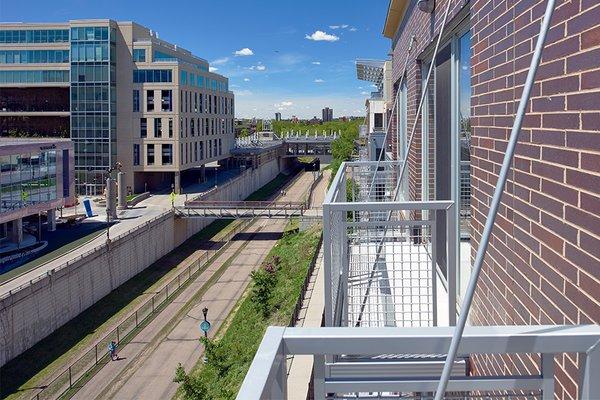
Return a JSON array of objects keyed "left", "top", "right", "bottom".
[
  {"left": 174, "top": 223, "right": 322, "bottom": 400},
  {"left": 0, "top": 171, "right": 297, "bottom": 400},
  {"left": 245, "top": 173, "right": 289, "bottom": 201}
]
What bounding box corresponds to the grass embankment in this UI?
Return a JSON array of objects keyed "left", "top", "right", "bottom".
[
  {"left": 0, "top": 172, "right": 297, "bottom": 400},
  {"left": 175, "top": 223, "right": 322, "bottom": 400}
]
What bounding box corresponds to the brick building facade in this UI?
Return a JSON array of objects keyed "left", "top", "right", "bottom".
[{"left": 383, "top": 0, "right": 599, "bottom": 398}]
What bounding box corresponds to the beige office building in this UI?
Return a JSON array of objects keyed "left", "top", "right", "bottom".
[{"left": 0, "top": 20, "right": 235, "bottom": 195}]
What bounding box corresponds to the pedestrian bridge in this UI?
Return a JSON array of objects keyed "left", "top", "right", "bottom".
[{"left": 174, "top": 200, "right": 309, "bottom": 219}]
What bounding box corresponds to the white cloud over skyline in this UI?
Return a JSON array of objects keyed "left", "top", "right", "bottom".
[
  {"left": 234, "top": 93, "right": 364, "bottom": 119},
  {"left": 234, "top": 47, "right": 254, "bottom": 56},
  {"left": 211, "top": 57, "right": 230, "bottom": 65},
  {"left": 311, "top": 61, "right": 321, "bottom": 65},
  {"left": 314, "top": 78, "right": 324, "bottom": 83},
  {"left": 305, "top": 30, "right": 339, "bottom": 42}
]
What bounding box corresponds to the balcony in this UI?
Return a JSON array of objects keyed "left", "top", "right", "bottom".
[
  {"left": 239, "top": 160, "right": 600, "bottom": 399},
  {"left": 238, "top": 325, "right": 600, "bottom": 399},
  {"left": 323, "top": 161, "right": 457, "bottom": 328}
]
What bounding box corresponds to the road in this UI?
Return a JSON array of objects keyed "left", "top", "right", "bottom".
[{"left": 71, "top": 171, "right": 327, "bottom": 400}]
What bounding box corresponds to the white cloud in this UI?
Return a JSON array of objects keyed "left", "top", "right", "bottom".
[
  {"left": 314, "top": 79, "right": 325, "bottom": 83},
  {"left": 234, "top": 47, "right": 254, "bottom": 56},
  {"left": 236, "top": 89, "right": 253, "bottom": 96},
  {"left": 305, "top": 30, "right": 339, "bottom": 42},
  {"left": 349, "top": 27, "right": 357, "bottom": 32},
  {"left": 235, "top": 94, "right": 365, "bottom": 119},
  {"left": 360, "top": 91, "right": 369, "bottom": 95},
  {"left": 311, "top": 61, "right": 321, "bottom": 65},
  {"left": 209, "top": 66, "right": 218, "bottom": 72},
  {"left": 211, "top": 57, "right": 229, "bottom": 65},
  {"left": 243, "top": 78, "right": 251, "bottom": 82},
  {"left": 329, "top": 25, "right": 340, "bottom": 29},
  {"left": 248, "top": 65, "right": 266, "bottom": 71},
  {"left": 274, "top": 101, "right": 294, "bottom": 110}
]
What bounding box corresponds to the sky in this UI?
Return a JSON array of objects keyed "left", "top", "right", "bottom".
[{"left": 1, "top": 0, "right": 392, "bottom": 119}]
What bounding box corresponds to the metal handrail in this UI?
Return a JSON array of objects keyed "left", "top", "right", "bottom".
[{"left": 237, "top": 325, "right": 600, "bottom": 399}]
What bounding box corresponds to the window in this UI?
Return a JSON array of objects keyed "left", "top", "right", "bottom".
[
  {"left": 219, "top": 138, "right": 222, "bottom": 155},
  {"left": 132, "top": 69, "right": 172, "bottom": 83},
  {"left": 194, "top": 92, "right": 198, "bottom": 112},
  {"left": 168, "top": 118, "right": 173, "bottom": 138},
  {"left": 374, "top": 113, "right": 383, "bottom": 130},
  {"left": 419, "top": 24, "right": 472, "bottom": 296},
  {"left": 147, "top": 144, "right": 155, "bottom": 165},
  {"left": 190, "top": 118, "right": 195, "bottom": 136},
  {"left": 147, "top": 90, "right": 154, "bottom": 111},
  {"left": 140, "top": 118, "right": 147, "bottom": 138},
  {"left": 0, "top": 29, "right": 69, "bottom": 43},
  {"left": 162, "top": 144, "right": 173, "bottom": 165},
  {"left": 133, "top": 144, "right": 140, "bottom": 166},
  {"left": 0, "top": 70, "right": 69, "bottom": 83},
  {"left": 0, "top": 49, "right": 69, "bottom": 64},
  {"left": 133, "top": 90, "right": 140, "bottom": 112},
  {"left": 133, "top": 48, "right": 146, "bottom": 62},
  {"left": 161, "top": 90, "right": 172, "bottom": 112},
  {"left": 180, "top": 70, "right": 188, "bottom": 85},
  {"left": 154, "top": 118, "right": 162, "bottom": 137}
]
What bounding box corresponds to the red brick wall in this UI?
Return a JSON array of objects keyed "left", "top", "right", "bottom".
[
  {"left": 389, "top": 0, "right": 600, "bottom": 398},
  {"left": 469, "top": 0, "right": 599, "bottom": 398}
]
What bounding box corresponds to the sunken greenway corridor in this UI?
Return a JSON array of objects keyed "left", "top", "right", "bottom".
[{"left": 66, "top": 170, "right": 328, "bottom": 400}]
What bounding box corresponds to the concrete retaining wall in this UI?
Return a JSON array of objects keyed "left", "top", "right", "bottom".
[{"left": 0, "top": 158, "right": 280, "bottom": 366}]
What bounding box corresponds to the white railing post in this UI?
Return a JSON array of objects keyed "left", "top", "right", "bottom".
[
  {"left": 313, "top": 354, "right": 326, "bottom": 400},
  {"left": 579, "top": 339, "right": 600, "bottom": 400},
  {"left": 541, "top": 353, "right": 555, "bottom": 400}
]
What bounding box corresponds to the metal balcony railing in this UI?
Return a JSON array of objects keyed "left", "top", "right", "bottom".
[
  {"left": 323, "top": 161, "right": 457, "bottom": 328},
  {"left": 237, "top": 325, "right": 600, "bottom": 400}
]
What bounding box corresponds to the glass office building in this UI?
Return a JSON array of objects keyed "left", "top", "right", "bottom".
[
  {"left": 0, "top": 138, "right": 74, "bottom": 227},
  {"left": 70, "top": 25, "right": 116, "bottom": 194},
  {"left": 0, "top": 19, "right": 235, "bottom": 196}
]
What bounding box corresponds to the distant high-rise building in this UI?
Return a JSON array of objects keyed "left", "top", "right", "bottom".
[
  {"left": 275, "top": 112, "right": 281, "bottom": 121},
  {"left": 322, "top": 107, "right": 333, "bottom": 122}
]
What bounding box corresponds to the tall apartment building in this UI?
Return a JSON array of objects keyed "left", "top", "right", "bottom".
[
  {"left": 275, "top": 112, "right": 281, "bottom": 121},
  {"left": 382, "top": 0, "right": 599, "bottom": 398},
  {"left": 0, "top": 20, "right": 235, "bottom": 195},
  {"left": 321, "top": 107, "right": 333, "bottom": 122}
]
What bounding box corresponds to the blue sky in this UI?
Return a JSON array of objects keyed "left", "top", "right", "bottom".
[{"left": 1, "top": 0, "right": 391, "bottom": 119}]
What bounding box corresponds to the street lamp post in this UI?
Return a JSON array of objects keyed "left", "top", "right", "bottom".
[{"left": 200, "top": 307, "right": 211, "bottom": 364}]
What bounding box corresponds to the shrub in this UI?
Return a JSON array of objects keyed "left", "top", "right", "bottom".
[{"left": 250, "top": 263, "right": 277, "bottom": 318}]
